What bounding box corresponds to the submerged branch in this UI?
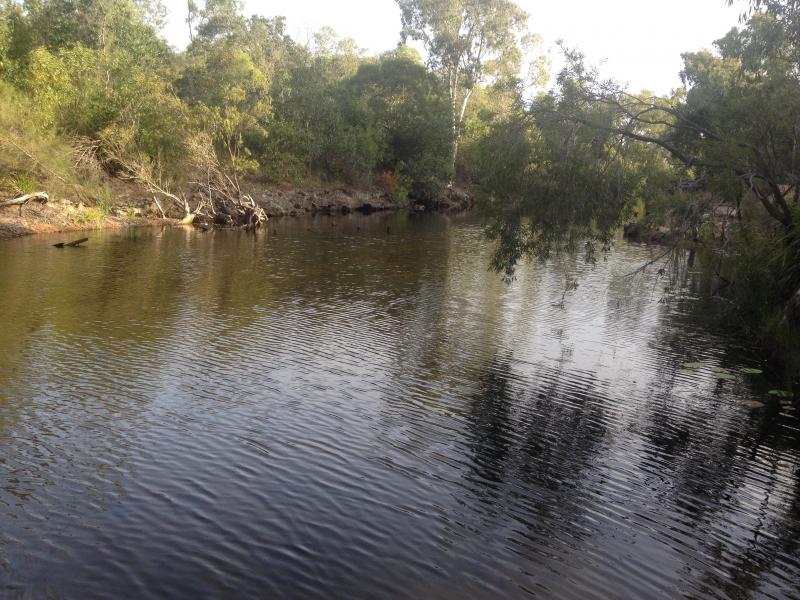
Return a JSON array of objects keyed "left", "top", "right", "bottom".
[{"left": 619, "top": 247, "right": 675, "bottom": 280}]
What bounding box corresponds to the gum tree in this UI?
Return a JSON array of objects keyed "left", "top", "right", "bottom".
[{"left": 396, "top": 0, "right": 528, "bottom": 176}]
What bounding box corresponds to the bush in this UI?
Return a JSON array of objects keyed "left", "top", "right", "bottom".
[
  {"left": 0, "top": 83, "right": 74, "bottom": 192},
  {"left": 377, "top": 167, "right": 413, "bottom": 205},
  {"left": 719, "top": 212, "right": 800, "bottom": 383}
]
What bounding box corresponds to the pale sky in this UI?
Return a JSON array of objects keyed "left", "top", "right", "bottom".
[{"left": 161, "top": 0, "right": 743, "bottom": 94}]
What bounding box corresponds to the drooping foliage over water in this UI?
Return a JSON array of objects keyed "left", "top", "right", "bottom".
[
  {"left": 0, "top": 0, "right": 798, "bottom": 376},
  {"left": 471, "top": 1, "right": 800, "bottom": 377}
]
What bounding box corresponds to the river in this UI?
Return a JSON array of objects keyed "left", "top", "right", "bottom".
[{"left": 0, "top": 214, "right": 798, "bottom": 599}]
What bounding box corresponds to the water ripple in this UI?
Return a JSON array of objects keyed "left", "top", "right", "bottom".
[{"left": 0, "top": 216, "right": 797, "bottom": 599}]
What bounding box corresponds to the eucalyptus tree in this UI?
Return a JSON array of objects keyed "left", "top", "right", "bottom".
[
  {"left": 732, "top": 0, "right": 800, "bottom": 46},
  {"left": 192, "top": 0, "right": 245, "bottom": 41},
  {"left": 178, "top": 0, "right": 274, "bottom": 184},
  {"left": 395, "top": 0, "right": 528, "bottom": 175}
]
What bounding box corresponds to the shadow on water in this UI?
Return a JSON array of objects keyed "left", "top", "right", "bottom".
[
  {"left": 0, "top": 216, "right": 798, "bottom": 599},
  {"left": 466, "top": 358, "right": 517, "bottom": 487}
]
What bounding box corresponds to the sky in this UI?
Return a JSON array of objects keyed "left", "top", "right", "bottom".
[{"left": 161, "top": 0, "right": 743, "bottom": 94}]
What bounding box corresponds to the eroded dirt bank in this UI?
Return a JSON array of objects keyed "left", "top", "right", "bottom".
[{"left": 1, "top": 183, "right": 473, "bottom": 241}]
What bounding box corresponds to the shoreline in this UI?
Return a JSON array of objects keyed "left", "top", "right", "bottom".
[
  {"left": 0, "top": 209, "right": 177, "bottom": 241},
  {"left": 1, "top": 183, "right": 473, "bottom": 242}
]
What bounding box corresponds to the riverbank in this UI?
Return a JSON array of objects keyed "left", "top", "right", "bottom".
[
  {"left": 0, "top": 181, "right": 473, "bottom": 241},
  {"left": 0, "top": 195, "right": 170, "bottom": 241}
]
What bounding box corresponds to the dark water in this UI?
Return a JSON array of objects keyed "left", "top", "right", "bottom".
[{"left": 0, "top": 215, "right": 798, "bottom": 599}]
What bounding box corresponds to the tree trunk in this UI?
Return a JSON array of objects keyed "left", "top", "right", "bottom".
[
  {"left": 449, "top": 71, "right": 458, "bottom": 179},
  {"left": 450, "top": 88, "right": 473, "bottom": 179},
  {"left": 0, "top": 192, "right": 49, "bottom": 216}
]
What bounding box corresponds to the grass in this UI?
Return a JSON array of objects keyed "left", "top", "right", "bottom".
[
  {"left": 95, "top": 186, "right": 114, "bottom": 216},
  {"left": 0, "top": 173, "right": 38, "bottom": 196},
  {"left": 70, "top": 206, "right": 106, "bottom": 227},
  {"left": 0, "top": 82, "right": 107, "bottom": 205}
]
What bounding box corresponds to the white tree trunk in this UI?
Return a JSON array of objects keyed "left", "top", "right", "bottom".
[
  {"left": 0, "top": 192, "right": 49, "bottom": 215},
  {"left": 451, "top": 88, "right": 474, "bottom": 176}
]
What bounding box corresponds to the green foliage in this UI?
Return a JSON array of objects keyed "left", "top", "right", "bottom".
[
  {"left": 396, "top": 0, "right": 530, "bottom": 170},
  {"left": 344, "top": 47, "right": 452, "bottom": 195},
  {"left": 0, "top": 0, "right": 527, "bottom": 201},
  {"left": 2, "top": 173, "right": 37, "bottom": 195},
  {"left": 721, "top": 207, "right": 800, "bottom": 357},
  {"left": 3, "top": 1, "right": 187, "bottom": 178},
  {"left": 95, "top": 184, "right": 113, "bottom": 214},
  {"left": 0, "top": 81, "right": 86, "bottom": 196},
  {"left": 472, "top": 93, "right": 646, "bottom": 275},
  {"left": 260, "top": 27, "right": 369, "bottom": 182},
  {"left": 71, "top": 204, "right": 106, "bottom": 226}
]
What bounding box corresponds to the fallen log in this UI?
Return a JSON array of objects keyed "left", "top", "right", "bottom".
[
  {"left": 53, "top": 238, "right": 88, "bottom": 249},
  {"left": 0, "top": 192, "right": 49, "bottom": 216}
]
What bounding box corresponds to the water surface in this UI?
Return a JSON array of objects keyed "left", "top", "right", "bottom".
[{"left": 0, "top": 215, "right": 798, "bottom": 599}]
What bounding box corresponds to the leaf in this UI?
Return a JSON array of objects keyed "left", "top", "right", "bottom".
[
  {"left": 741, "top": 368, "right": 764, "bottom": 375},
  {"left": 682, "top": 362, "right": 704, "bottom": 369},
  {"left": 712, "top": 367, "right": 732, "bottom": 375},
  {"left": 768, "top": 390, "right": 793, "bottom": 398},
  {"left": 716, "top": 373, "right": 737, "bottom": 381}
]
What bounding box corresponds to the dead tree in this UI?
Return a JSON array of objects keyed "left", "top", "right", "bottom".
[
  {"left": 0, "top": 192, "right": 49, "bottom": 216},
  {"left": 186, "top": 133, "right": 267, "bottom": 231},
  {"left": 76, "top": 135, "right": 200, "bottom": 224},
  {"left": 77, "top": 134, "right": 266, "bottom": 231}
]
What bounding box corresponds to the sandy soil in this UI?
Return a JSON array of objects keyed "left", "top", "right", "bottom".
[{"left": 0, "top": 199, "right": 175, "bottom": 241}]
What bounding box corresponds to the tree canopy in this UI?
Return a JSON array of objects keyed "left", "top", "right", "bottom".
[{"left": 396, "top": 0, "right": 528, "bottom": 174}]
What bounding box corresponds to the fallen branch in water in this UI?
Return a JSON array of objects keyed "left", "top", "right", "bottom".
[
  {"left": 53, "top": 237, "right": 88, "bottom": 248},
  {"left": 0, "top": 192, "right": 49, "bottom": 216},
  {"left": 552, "top": 277, "right": 580, "bottom": 309},
  {"left": 619, "top": 247, "right": 675, "bottom": 279},
  {"left": 82, "top": 132, "right": 267, "bottom": 231}
]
